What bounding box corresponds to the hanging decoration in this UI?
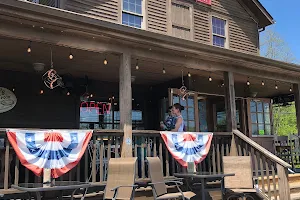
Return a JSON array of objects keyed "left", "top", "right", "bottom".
[
  {"left": 160, "top": 131, "right": 213, "bottom": 166},
  {"left": 0, "top": 87, "right": 17, "bottom": 114},
  {"left": 42, "top": 48, "right": 64, "bottom": 89},
  {"left": 179, "top": 70, "right": 193, "bottom": 100},
  {"left": 6, "top": 129, "right": 93, "bottom": 178}
]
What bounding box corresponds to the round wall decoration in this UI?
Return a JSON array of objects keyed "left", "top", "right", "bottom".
[{"left": 0, "top": 87, "right": 17, "bottom": 113}]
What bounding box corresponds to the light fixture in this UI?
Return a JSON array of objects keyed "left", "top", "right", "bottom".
[
  {"left": 104, "top": 57, "right": 108, "bottom": 65},
  {"left": 290, "top": 85, "right": 293, "bottom": 92},
  {"left": 188, "top": 72, "right": 191, "bottom": 77},
  {"left": 208, "top": 76, "right": 212, "bottom": 82},
  {"left": 275, "top": 84, "right": 278, "bottom": 89},
  {"left": 40, "top": 89, "right": 44, "bottom": 94},
  {"left": 261, "top": 81, "right": 265, "bottom": 86},
  {"left": 135, "top": 59, "right": 139, "bottom": 70},
  {"left": 247, "top": 77, "right": 250, "bottom": 86},
  {"left": 69, "top": 48, "right": 73, "bottom": 60},
  {"left": 112, "top": 96, "right": 115, "bottom": 99},
  {"left": 163, "top": 68, "right": 166, "bottom": 74},
  {"left": 67, "top": 91, "right": 70, "bottom": 96},
  {"left": 90, "top": 93, "right": 93, "bottom": 98},
  {"left": 27, "top": 41, "right": 32, "bottom": 53},
  {"left": 12, "top": 87, "right": 15, "bottom": 92}
]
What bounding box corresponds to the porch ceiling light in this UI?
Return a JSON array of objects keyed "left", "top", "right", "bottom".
[
  {"left": 261, "top": 81, "right": 265, "bottom": 86},
  {"left": 247, "top": 77, "right": 250, "bottom": 86},
  {"left": 275, "top": 84, "right": 278, "bottom": 90},
  {"left": 33, "top": 63, "right": 45, "bottom": 72},
  {"left": 188, "top": 72, "right": 191, "bottom": 77},
  {"left": 290, "top": 85, "right": 293, "bottom": 92},
  {"left": 104, "top": 57, "right": 108, "bottom": 65},
  {"left": 27, "top": 41, "right": 32, "bottom": 53},
  {"left": 163, "top": 68, "right": 166, "bottom": 74},
  {"left": 135, "top": 59, "right": 139, "bottom": 70},
  {"left": 69, "top": 48, "right": 73, "bottom": 60}
]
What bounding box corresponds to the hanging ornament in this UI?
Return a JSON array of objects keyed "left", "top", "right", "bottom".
[{"left": 42, "top": 48, "right": 65, "bottom": 89}]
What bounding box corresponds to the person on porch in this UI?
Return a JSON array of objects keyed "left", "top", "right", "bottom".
[
  {"left": 171, "top": 103, "right": 185, "bottom": 132},
  {"left": 160, "top": 106, "right": 176, "bottom": 131}
]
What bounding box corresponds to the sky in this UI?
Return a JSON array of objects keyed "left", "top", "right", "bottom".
[{"left": 259, "top": 0, "right": 300, "bottom": 62}]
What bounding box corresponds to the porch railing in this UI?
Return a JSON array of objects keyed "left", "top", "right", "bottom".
[
  {"left": 0, "top": 129, "right": 291, "bottom": 199},
  {"left": 26, "top": 0, "right": 60, "bottom": 8},
  {"left": 231, "top": 130, "right": 292, "bottom": 200}
]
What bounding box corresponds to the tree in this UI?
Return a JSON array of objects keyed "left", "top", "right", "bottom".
[
  {"left": 260, "top": 29, "right": 297, "bottom": 63},
  {"left": 273, "top": 103, "right": 297, "bottom": 136}
]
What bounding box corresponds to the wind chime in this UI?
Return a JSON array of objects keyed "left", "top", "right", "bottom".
[
  {"left": 179, "top": 70, "right": 192, "bottom": 100},
  {"left": 42, "top": 48, "right": 64, "bottom": 89}
]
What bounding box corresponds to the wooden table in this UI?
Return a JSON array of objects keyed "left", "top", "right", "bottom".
[{"left": 174, "top": 172, "right": 235, "bottom": 200}]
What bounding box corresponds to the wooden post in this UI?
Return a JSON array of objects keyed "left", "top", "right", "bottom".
[
  {"left": 230, "top": 134, "right": 238, "bottom": 156},
  {"left": 293, "top": 83, "right": 300, "bottom": 136},
  {"left": 43, "top": 169, "right": 51, "bottom": 187},
  {"left": 277, "top": 164, "right": 291, "bottom": 200},
  {"left": 224, "top": 71, "right": 237, "bottom": 132},
  {"left": 120, "top": 52, "right": 132, "bottom": 157},
  {"left": 4, "top": 139, "right": 10, "bottom": 189}
]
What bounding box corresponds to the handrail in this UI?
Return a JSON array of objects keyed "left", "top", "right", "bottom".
[
  {"left": 0, "top": 128, "right": 232, "bottom": 137},
  {"left": 233, "top": 129, "right": 291, "bottom": 168}
]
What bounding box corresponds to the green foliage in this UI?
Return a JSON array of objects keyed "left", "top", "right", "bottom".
[{"left": 273, "top": 102, "right": 297, "bottom": 136}]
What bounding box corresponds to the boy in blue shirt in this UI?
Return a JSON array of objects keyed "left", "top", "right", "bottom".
[{"left": 160, "top": 106, "right": 177, "bottom": 131}]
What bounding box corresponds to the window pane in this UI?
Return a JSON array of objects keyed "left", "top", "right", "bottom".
[
  {"left": 250, "top": 101, "right": 256, "bottom": 113},
  {"left": 265, "top": 125, "right": 271, "bottom": 135},
  {"left": 123, "top": 0, "right": 142, "bottom": 14},
  {"left": 188, "top": 97, "right": 194, "bottom": 107},
  {"left": 188, "top": 121, "right": 196, "bottom": 131},
  {"left": 264, "top": 103, "right": 270, "bottom": 112},
  {"left": 213, "top": 35, "right": 225, "bottom": 47},
  {"left": 122, "top": 13, "right": 142, "bottom": 28},
  {"left": 258, "top": 124, "right": 264, "bottom": 135},
  {"left": 188, "top": 109, "right": 195, "bottom": 120},
  {"left": 212, "top": 17, "right": 225, "bottom": 36},
  {"left": 251, "top": 113, "right": 257, "bottom": 123},
  {"left": 257, "top": 113, "right": 263, "bottom": 123},
  {"left": 182, "top": 110, "right": 188, "bottom": 121},
  {"left": 252, "top": 124, "right": 258, "bottom": 135},
  {"left": 264, "top": 113, "right": 270, "bottom": 124},
  {"left": 257, "top": 102, "right": 263, "bottom": 112},
  {"left": 173, "top": 96, "right": 179, "bottom": 104}
]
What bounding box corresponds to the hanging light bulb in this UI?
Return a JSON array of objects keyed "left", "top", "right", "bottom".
[
  {"left": 188, "top": 72, "right": 191, "bottom": 77},
  {"left": 67, "top": 91, "right": 70, "bottom": 96},
  {"left": 104, "top": 57, "right": 108, "bottom": 65},
  {"left": 27, "top": 41, "right": 32, "bottom": 53},
  {"left": 290, "top": 86, "right": 293, "bottom": 92},
  {"left": 69, "top": 48, "right": 73, "bottom": 60},
  {"left": 162, "top": 68, "right": 166, "bottom": 74},
  {"left": 40, "top": 89, "right": 44, "bottom": 94},
  {"left": 135, "top": 59, "right": 139, "bottom": 70},
  {"left": 209, "top": 76, "right": 212, "bottom": 82},
  {"left": 12, "top": 87, "right": 15, "bottom": 92},
  {"left": 261, "top": 81, "right": 265, "bottom": 86},
  {"left": 247, "top": 77, "right": 250, "bottom": 86},
  {"left": 275, "top": 84, "right": 278, "bottom": 89},
  {"left": 90, "top": 93, "right": 93, "bottom": 98}
]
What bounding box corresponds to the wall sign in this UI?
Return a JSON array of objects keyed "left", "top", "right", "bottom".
[
  {"left": 0, "top": 87, "right": 17, "bottom": 113},
  {"left": 80, "top": 101, "right": 111, "bottom": 115},
  {"left": 196, "top": 0, "right": 211, "bottom": 6}
]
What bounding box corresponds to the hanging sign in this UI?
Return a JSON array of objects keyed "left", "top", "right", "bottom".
[
  {"left": 0, "top": 87, "right": 17, "bottom": 113},
  {"left": 196, "top": 0, "right": 211, "bottom": 6}
]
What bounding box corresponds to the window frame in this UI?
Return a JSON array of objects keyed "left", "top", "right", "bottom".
[
  {"left": 247, "top": 98, "right": 273, "bottom": 137},
  {"left": 210, "top": 15, "right": 229, "bottom": 48},
  {"left": 121, "top": 0, "right": 145, "bottom": 29}
]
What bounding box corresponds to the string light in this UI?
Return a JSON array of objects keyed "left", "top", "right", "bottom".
[
  {"left": 261, "top": 81, "right": 265, "bottom": 86},
  {"left": 40, "top": 89, "right": 44, "bottom": 94},
  {"left": 12, "top": 87, "right": 15, "bottom": 92},
  {"left": 69, "top": 48, "right": 73, "bottom": 60},
  {"left": 290, "top": 85, "right": 293, "bottom": 92},
  {"left": 188, "top": 72, "right": 191, "bottom": 77},
  {"left": 275, "top": 84, "right": 278, "bottom": 90},
  {"left": 67, "top": 91, "right": 70, "bottom": 96},
  {"left": 208, "top": 76, "right": 212, "bottom": 82},
  {"left": 104, "top": 57, "right": 108, "bottom": 65},
  {"left": 162, "top": 68, "right": 166, "bottom": 74},
  {"left": 27, "top": 41, "right": 32, "bottom": 53},
  {"left": 247, "top": 77, "right": 250, "bottom": 86},
  {"left": 90, "top": 93, "right": 93, "bottom": 98},
  {"left": 135, "top": 59, "right": 139, "bottom": 70}
]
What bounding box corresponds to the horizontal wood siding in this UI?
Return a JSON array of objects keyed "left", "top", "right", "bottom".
[
  {"left": 65, "top": 0, "right": 119, "bottom": 23},
  {"left": 147, "top": 0, "right": 168, "bottom": 34},
  {"left": 229, "top": 17, "right": 258, "bottom": 54},
  {"left": 193, "top": 6, "right": 210, "bottom": 44},
  {"left": 211, "top": 0, "right": 258, "bottom": 55}
]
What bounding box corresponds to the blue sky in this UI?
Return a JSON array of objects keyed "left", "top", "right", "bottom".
[{"left": 260, "top": 0, "right": 300, "bottom": 62}]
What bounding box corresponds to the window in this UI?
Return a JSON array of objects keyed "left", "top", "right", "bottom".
[
  {"left": 249, "top": 99, "right": 272, "bottom": 136},
  {"left": 122, "top": 0, "right": 143, "bottom": 28},
  {"left": 173, "top": 95, "right": 195, "bottom": 132},
  {"left": 212, "top": 17, "right": 227, "bottom": 48}
]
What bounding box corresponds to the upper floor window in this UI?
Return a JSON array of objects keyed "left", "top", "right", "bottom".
[
  {"left": 122, "top": 0, "right": 143, "bottom": 28},
  {"left": 212, "top": 17, "right": 227, "bottom": 48}
]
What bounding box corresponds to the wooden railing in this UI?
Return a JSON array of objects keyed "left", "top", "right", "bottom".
[
  {"left": 0, "top": 130, "right": 231, "bottom": 189},
  {"left": 231, "top": 130, "right": 292, "bottom": 200},
  {"left": 0, "top": 129, "right": 292, "bottom": 200}
]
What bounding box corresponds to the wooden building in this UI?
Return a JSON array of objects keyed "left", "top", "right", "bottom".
[{"left": 0, "top": 0, "right": 299, "bottom": 199}]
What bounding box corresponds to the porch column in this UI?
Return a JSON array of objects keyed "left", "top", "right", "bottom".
[
  {"left": 224, "top": 71, "right": 237, "bottom": 132},
  {"left": 120, "top": 52, "right": 132, "bottom": 157},
  {"left": 293, "top": 83, "right": 300, "bottom": 136}
]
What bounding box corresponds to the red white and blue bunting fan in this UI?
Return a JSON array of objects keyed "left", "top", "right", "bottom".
[
  {"left": 160, "top": 132, "right": 213, "bottom": 167},
  {"left": 6, "top": 129, "right": 93, "bottom": 178}
]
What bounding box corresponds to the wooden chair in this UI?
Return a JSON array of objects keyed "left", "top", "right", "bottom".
[
  {"left": 146, "top": 157, "right": 195, "bottom": 200},
  {"left": 103, "top": 157, "right": 138, "bottom": 200},
  {"left": 223, "top": 156, "right": 257, "bottom": 200}
]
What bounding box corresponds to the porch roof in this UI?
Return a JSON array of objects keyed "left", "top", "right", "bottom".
[{"left": 0, "top": 0, "right": 299, "bottom": 84}]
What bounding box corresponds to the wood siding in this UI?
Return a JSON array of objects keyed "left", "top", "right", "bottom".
[
  {"left": 171, "top": 1, "right": 192, "bottom": 40},
  {"left": 147, "top": 0, "right": 168, "bottom": 34},
  {"left": 193, "top": 5, "right": 210, "bottom": 44},
  {"left": 65, "top": 0, "right": 119, "bottom": 23}
]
